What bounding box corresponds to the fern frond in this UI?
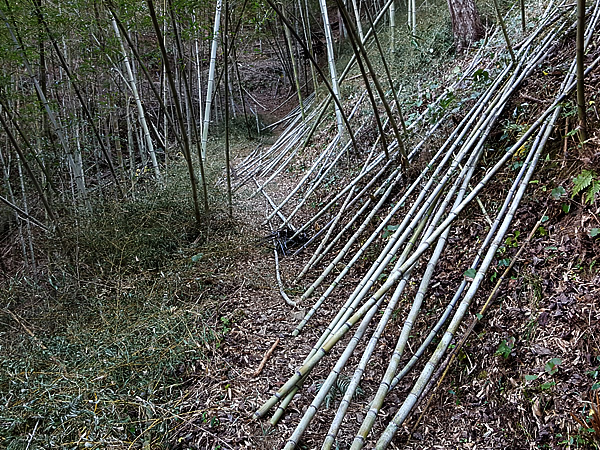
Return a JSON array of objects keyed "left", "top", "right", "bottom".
[
  {"left": 572, "top": 170, "right": 595, "bottom": 198},
  {"left": 585, "top": 180, "right": 600, "bottom": 204}
]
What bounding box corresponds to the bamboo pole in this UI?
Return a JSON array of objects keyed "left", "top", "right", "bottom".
[
  {"left": 224, "top": 0, "right": 233, "bottom": 216},
  {"left": 110, "top": 18, "right": 161, "bottom": 180},
  {"left": 318, "top": 0, "right": 345, "bottom": 138},
  {"left": 201, "top": 0, "right": 223, "bottom": 161},
  {"left": 282, "top": 6, "right": 305, "bottom": 120}
]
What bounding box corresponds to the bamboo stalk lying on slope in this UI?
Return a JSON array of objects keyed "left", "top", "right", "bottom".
[
  {"left": 252, "top": 2, "right": 599, "bottom": 446},
  {"left": 292, "top": 0, "right": 571, "bottom": 340}
]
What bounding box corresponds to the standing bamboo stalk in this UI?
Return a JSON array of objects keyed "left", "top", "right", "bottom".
[
  {"left": 111, "top": 18, "right": 161, "bottom": 180},
  {"left": 352, "top": 0, "right": 365, "bottom": 40},
  {"left": 201, "top": 0, "right": 223, "bottom": 161},
  {"left": 389, "top": 0, "right": 395, "bottom": 53},
  {"left": 165, "top": 0, "right": 210, "bottom": 212},
  {"left": 0, "top": 110, "right": 58, "bottom": 231},
  {"left": 492, "top": 0, "right": 516, "bottom": 63},
  {"left": 301, "top": 0, "right": 319, "bottom": 94},
  {"left": 224, "top": 0, "right": 233, "bottom": 216},
  {"left": 318, "top": 0, "right": 345, "bottom": 138},
  {"left": 282, "top": 6, "right": 305, "bottom": 120},
  {"left": 36, "top": 6, "right": 123, "bottom": 196},
  {"left": 263, "top": 0, "right": 359, "bottom": 153},
  {"left": 576, "top": 0, "right": 587, "bottom": 143},
  {"left": 365, "top": 8, "right": 408, "bottom": 134}
]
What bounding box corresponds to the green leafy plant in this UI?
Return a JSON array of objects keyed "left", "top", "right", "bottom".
[
  {"left": 587, "top": 356, "right": 600, "bottom": 390},
  {"left": 473, "top": 68, "right": 490, "bottom": 83},
  {"left": 464, "top": 268, "right": 477, "bottom": 279},
  {"left": 220, "top": 316, "right": 232, "bottom": 334},
  {"left": 505, "top": 230, "right": 520, "bottom": 248},
  {"left": 538, "top": 215, "right": 550, "bottom": 236},
  {"left": 551, "top": 186, "right": 567, "bottom": 199},
  {"left": 545, "top": 357, "right": 563, "bottom": 375},
  {"left": 572, "top": 170, "right": 600, "bottom": 204},
  {"left": 540, "top": 381, "right": 556, "bottom": 391},
  {"left": 382, "top": 224, "right": 400, "bottom": 239},
  {"left": 439, "top": 91, "right": 456, "bottom": 109},
  {"left": 496, "top": 336, "right": 515, "bottom": 359}
]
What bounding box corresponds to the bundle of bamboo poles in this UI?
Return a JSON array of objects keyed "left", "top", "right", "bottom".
[{"left": 235, "top": 0, "right": 600, "bottom": 447}]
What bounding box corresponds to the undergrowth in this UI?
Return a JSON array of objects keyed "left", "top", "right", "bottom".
[{"left": 0, "top": 164, "right": 243, "bottom": 448}]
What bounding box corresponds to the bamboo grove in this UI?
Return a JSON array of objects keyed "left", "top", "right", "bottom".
[
  {"left": 0, "top": 0, "right": 345, "bottom": 269},
  {"left": 1, "top": 0, "right": 598, "bottom": 446}
]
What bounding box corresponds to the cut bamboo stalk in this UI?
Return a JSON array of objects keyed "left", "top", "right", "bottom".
[
  {"left": 264, "top": 194, "right": 437, "bottom": 425},
  {"left": 262, "top": 136, "right": 340, "bottom": 224},
  {"left": 295, "top": 145, "right": 377, "bottom": 273},
  {"left": 283, "top": 298, "right": 383, "bottom": 450},
  {"left": 349, "top": 145, "right": 486, "bottom": 448}
]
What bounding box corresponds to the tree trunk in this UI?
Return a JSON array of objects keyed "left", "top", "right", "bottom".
[{"left": 447, "top": 0, "right": 484, "bottom": 51}]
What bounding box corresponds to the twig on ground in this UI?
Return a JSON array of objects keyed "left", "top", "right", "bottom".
[{"left": 253, "top": 338, "right": 280, "bottom": 377}]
